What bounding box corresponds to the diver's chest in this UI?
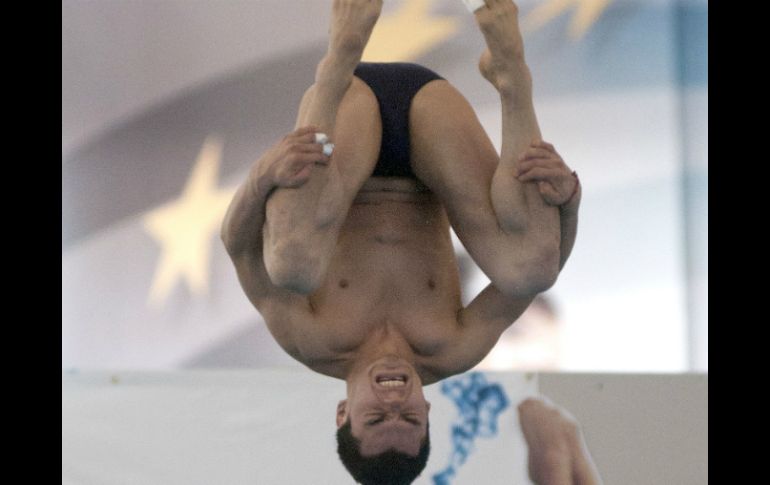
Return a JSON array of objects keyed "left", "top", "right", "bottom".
[{"left": 312, "top": 293, "right": 460, "bottom": 358}]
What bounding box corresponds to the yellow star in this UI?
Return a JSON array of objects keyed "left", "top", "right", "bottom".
[
  {"left": 363, "top": 0, "right": 460, "bottom": 62},
  {"left": 143, "top": 136, "right": 236, "bottom": 306},
  {"left": 522, "top": 0, "right": 613, "bottom": 41}
]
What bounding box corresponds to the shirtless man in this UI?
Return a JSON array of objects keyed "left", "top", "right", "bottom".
[{"left": 221, "top": 0, "right": 580, "bottom": 481}]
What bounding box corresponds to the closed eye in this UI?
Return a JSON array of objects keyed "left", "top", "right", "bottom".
[{"left": 366, "top": 415, "right": 421, "bottom": 426}]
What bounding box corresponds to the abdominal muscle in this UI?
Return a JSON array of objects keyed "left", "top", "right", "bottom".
[{"left": 302, "top": 177, "right": 464, "bottom": 367}]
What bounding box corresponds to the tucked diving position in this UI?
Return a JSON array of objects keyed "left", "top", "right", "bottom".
[{"left": 221, "top": 1, "right": 581, "bottom": 483}]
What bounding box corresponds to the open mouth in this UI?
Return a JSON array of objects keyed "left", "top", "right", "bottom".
[{"left": 375, "top": 374, "right": 408, "bottom": 388}]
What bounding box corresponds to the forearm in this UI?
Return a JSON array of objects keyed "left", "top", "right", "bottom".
[
  {"left": 220, "top": 164, "right": 274, "bottom": 256},
  {"left": 558, "top": 180, "right": 581, "bottom": 270}
]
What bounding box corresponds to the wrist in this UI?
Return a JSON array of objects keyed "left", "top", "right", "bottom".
[
  {"left": 560, "top": 171, "right": 581, "bottom": 213},
  {"left": 251, "top": 159, "right": 277, "bottom": 199}
]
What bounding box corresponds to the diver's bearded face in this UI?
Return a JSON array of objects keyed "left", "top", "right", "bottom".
[{"left": 338, "top": 356, "right": 431, "bottom": 457}]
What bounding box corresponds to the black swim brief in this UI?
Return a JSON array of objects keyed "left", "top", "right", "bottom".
[{"left": 353, "top": 62, "right": 445, "bottom": 178}]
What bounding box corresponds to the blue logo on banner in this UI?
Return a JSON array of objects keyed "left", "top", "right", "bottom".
[{"left": 432, "top": 372, "right": 509, "bottom": 485}]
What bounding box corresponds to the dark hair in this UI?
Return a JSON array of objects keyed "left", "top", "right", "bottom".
[{"left": 336, "top": 419, "right": 430, "bottom": 485}]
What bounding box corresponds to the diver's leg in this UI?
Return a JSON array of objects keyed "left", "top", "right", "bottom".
[
  {"left": 408, "top": 0, "right": 560, "bottom": 296},
  {"left": 263, "top": 0, "right": 382, "bottom": 294}
]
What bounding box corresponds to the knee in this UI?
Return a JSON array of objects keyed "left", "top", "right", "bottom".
[
  {"left": 523, "top": 254, "right": 560, "bottom": 295},
  {"left": 493, "top": 249, "right": 560, "bottom": 297},
  {"left": 264, "top": 239, "right": 327, "bottom": 295}
]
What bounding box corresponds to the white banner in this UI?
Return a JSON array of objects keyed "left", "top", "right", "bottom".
[{"left": 62, "top": 370, "right": 539, "bottom": 485}]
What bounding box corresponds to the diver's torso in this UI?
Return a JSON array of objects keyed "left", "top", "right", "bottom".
[{"left": 300, "top": 177, "right": 464, "bottom": 374}]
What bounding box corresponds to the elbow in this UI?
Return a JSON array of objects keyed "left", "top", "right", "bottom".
[
  {"left": 525, "top": 247, "right": 560, "bottom": 294},
  {"left": 220, "top": 223, "right": 239, "bottom": 256},
  {"left": 220, "top": 224, "right": 230, "bottom": 250}
]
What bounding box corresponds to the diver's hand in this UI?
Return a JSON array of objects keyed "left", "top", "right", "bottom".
[
  {"left": 255, "top": 126, "right": 331, "bottom": 190},
  {"left": 516, "top": 141, "right": 578, "bottom": 207}
]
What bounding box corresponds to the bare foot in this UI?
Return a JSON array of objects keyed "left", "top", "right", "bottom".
[
  {"left": 313, "top": 0, "right": 383, "bottom": 106},
  {"left": 478, "top": 49, "right": 507, "bottom": 91},
  {"left": 327, "top": 0, "right": 383, "bottom": 62},
  {"left": 474, "top": 1, "right": 530, "bottom": 93}
]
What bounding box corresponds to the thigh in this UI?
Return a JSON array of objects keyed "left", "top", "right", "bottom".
[
  {"left": 263, "top": 77, "right": 382, "bottom": 291},
  {"left": 294, "top": 76, "right": 382, "bottom": 197},
  {"left": 266, "top": 76, "right": 382, "bottom": 233},
  {"left": 409, "top": 80, "right": 508, "bottom": 276}
]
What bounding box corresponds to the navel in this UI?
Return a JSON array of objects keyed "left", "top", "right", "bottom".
[
  {"left": 427, "top": 279, "right": 436, "bottom": 290},
  {"left": 339, "top": 279, "right": 349, "bottom": 289}
]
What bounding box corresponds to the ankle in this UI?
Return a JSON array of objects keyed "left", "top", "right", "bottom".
[
  {"left": 315, "top": 53, "right": 357, "bottom": 86},
  {"left": 330, "top": 30, "right": 368, "bottom": 59},
  {"left": 498, "top": 69, "right": 534, "bottom": 106}
]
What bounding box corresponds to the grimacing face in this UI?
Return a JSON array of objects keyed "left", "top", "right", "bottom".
[{"left": 337, "top": 356, "right": 431, "bottom": 457}]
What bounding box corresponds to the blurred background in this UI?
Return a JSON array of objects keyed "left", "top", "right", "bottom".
[{"left": 62, "top": 0, "right": 707, "bottom": 373}]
